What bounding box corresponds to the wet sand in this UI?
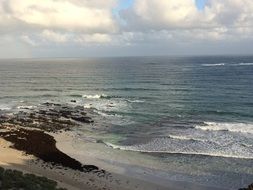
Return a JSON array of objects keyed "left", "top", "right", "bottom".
[
  {"left": 0, "top": 126, "right": 229, "bottom": 190},
  {"left": 0, "top": 102, "right": 238, "bottom": 190},
  {"left": 0, "top": 126, "right": 171, "bottom": 190}
]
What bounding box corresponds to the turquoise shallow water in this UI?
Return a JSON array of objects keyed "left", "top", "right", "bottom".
[{"left": 0, "top": 56, "right": 253, "bottom": 189}]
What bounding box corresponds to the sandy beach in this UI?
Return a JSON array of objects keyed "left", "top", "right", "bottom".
[
  {"left": 0, "top": 130, "right": 171, "bottom": 190},
  {"left": 1, "top": 0, "right": 253, "bottom": 189},
  {"left": 0, "top": 102, "right": 249, "bottom": 190},
  {"left": 0, "top": 120, "right": 172, "bottom": 190},
  {"left": 0, "top": 128, "right": 228, "bottom": 190}
]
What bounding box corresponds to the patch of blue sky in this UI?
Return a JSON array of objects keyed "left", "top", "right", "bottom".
[
  {"left": 113, "top": 0, "right": 207, "bottom": 15},
  {"left": 113, "top": 0, "right": 133, "bottom": 15},
  {"left": 196, "top": 0, "right": 207, "bottom": 10}
]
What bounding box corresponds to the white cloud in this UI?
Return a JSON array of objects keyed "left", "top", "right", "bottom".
[
  {"left": 76, "top": 33, "right": 111, "bottom": 44},
  {"left": 21, "top": 35, "right": 37, "bottom": 46},
  {"left": 41, "top": 30, "right": 69, "bottom": 43},
  {"left": 0, "top": 0, "right": 117, "bottom": 33},
  {"left": 40, "top": 30, "right": 111, "bottom": 44},
  {"left": 120, "top": 0, "right": 211, "bottom": 30},
  {"left": 0, "top": 0, "right": 117, "bottom": 53},
  {"left": 1, "top": 0, "right": 253, "bottom": 57},
  {"left": 120, "top": 0, "right": 253, "bottom": 41},
  {"left": 0, "top": 35, "right": 31, "bottom": 58}
]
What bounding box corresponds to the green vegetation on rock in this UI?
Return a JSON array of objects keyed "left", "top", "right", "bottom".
[{"left": 0, "top": 167, "right": 66, "bottom": 190}]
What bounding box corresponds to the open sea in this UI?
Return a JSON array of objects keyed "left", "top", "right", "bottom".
[{"left": 0, "top": 56, "right": 253, "bottom": 189}]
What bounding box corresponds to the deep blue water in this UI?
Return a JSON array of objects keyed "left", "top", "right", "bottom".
[{"left": 0, "top": 56, "right": 253, "bottom": 189}]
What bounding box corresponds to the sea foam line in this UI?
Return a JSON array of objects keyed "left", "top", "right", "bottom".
[
  {"left": 202, "top": 62, "right": 253, "bottom": 67},
  {"left": 0, "top": 104, "right": 11, "bottom": 111},
  {"left": 202, "top": 63, "right": 226, "bottom": 67},
  {"left": 17, "top": 105, "right": 36, "bottom": 109},
  {"left": 82, "top": 94, "right": 107, "bottom": 99},
  {"left": 104, "top": 142, "right": 253, "bottom": 160},
  {"left": 168, "top": 135, "right": 207, "bottom": 142},
  {"left": 195, "top": 122, "right": 253, "bottom": 134},
  {"left": 237, "top": 62, "right": 253, "bottom": 66}
]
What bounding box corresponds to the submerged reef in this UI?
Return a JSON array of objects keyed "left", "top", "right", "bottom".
[{"left": 0, "top": 102, "right": 108, "bottom": 175}]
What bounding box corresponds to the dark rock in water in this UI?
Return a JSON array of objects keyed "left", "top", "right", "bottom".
[
  {"left": 59, "top": 110, "right": 72, "bottom": 118},
  {"left": 0, "top": 128, "right": 99, "bottom": 173},
  {"left": 0, "top": 102, "right": 94, "bottom": 132},
  {"left": 71, "top": 115, "right": 93, "bottom": 123},
  {"left": 239, "top": 183, "right": 253, "bottom": 190},
  {"left": 0, "top": 102, "right": 112, "bottom": 178},
  {"left": 96, "top": 139, "right": 104, "bottom": 144},
  {"left": 70, "top": 100, "right": 76, "bottom": 103}
]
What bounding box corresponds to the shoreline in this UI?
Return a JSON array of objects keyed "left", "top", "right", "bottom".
[
  {"left": 0, "top": 131, "right": 169, "bottom": 190},
  {"left": 53, "top": 131, "right": 229, "bottom": 190},
  {"left": 0, "top": 102, "right": 249, "bottom": 190},
  {"left": 0, "top": 116, "right": 172, "bottom": 190},
  {"left": 0, "top": 128, "right": 228, "bottom": 190}
]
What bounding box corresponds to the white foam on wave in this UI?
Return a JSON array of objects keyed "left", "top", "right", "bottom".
[
  {"left": 127, "top": 100, "right": 145, "bottom": 103},
  {"left": 202, "top": 62, "right": 253, "bottom": 67},
  {"left": 93, "top": 109, "right": 135, "bottom": 126},
  {"left": 202, "top": 63, "right": 226, "bottom": 67},
  {"left": 0, "top": 104, "right": 11, "bottom": 111},
  {"left": 17, "top": 105, "right": 36, "bottom": 109},
  {"left": 93, "top": 110, "right": 124, "bottom": 118},
  {"left": 83, "top": 103, "right": 94, "bottom": 109},
  {"left": 168, "top": 135, "right": 206, "bottom": 142},
  {"left": 237, "top": 62, "right": 253, "bottom": 66},
  {"left": 84, "top": 100, "right": 128, "bottom": 112},
  {"left": 82, "top": 94, "right": 107, "bottom": 99},
  {"left": 195, "top": 122, "right": 253, "bottom": 134},
  {"left": 105, "top": 136, "right": 253, "bottom": 159}
]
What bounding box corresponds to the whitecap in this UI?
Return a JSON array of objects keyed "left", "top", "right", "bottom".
[
  {"left": 104, "top": 136, "right": 253, "bottom": 159},
  {"left": 195, "top": 122, "right": 253, "bottom": 134},
  {"left": 168, "top": 135, "right": 206, "bottom": 142},
  {"left": 82, "top": 94, "right": 107, "bottom": 99},
  {"left": 202, "top": 63, "right": 226, "bottom": 67},
  {"left": 93, "top": 109, "right": 123, "bottom": 118},
  {"left": 0, "top": 104, "right": 11, "bottom": 111},
  {"left": 84, "top": 104, "right": 93, "bottom": 109},
  {"left": 17, "top": 105, "right": 35, "bottom": 109},
  {"left": 127, "top": 100, "right": 145, "bottom": 103},
  {"left": 237, "top": 62, "right": 253, "bottom": 66}
]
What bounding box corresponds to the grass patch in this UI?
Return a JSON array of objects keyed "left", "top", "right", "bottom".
[{"left": 0, "top": 167, "right": 66, "bottom": 190}]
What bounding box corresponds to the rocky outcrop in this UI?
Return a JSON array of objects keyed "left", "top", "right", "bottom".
[
  {"left": 0, "top": 102, "right": 108, "bottom": 177},
  {"left": 0, "top": 128, "right": 101, "bottom": 173},
  {"left": 239, "top": 183, "right": 253, "bottom": 190},
  {"left": 0, "top": 102, "right": 93, "bottom": 132}
]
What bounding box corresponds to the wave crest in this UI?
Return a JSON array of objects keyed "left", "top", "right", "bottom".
[
  {"left": 0, "top": 104, "right": 11, "bottom": 111},
  {"left": 168, "top": 135, "right": 206, "bottom": 142},
  {"left": 238, "top": 62, "right": 253, "bottom": 66},
  {"left": 82, "top": 94, "right": 107, "bottom": 99},
  {"left": 202, "top": 63, "right": 225, "bottom": 67},
  {"left": 104, "top": 136, "right": 253, "bottom": 159},
  {"left": 202, "top": 62, "right": 253, "bottom": 67},
  {"left": 195, "top": 122, "right": 253, "bottom": 134}
]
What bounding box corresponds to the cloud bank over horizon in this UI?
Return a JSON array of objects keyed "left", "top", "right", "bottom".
[{"left": 0, "top": 0, "right": 253, "bottom": 58}]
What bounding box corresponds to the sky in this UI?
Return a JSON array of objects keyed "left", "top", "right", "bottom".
[{"left": 0, "top": 0, "right": 253, "bottom": 58}]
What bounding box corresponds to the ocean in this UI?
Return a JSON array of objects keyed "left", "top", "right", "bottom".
[{"left": 0, "top": 56, "right": 253, "bottom": 189}]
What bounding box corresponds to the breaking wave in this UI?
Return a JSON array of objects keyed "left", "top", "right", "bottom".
[
  {"left": 0, "top": 104, "right": 11, "bottom": 111},
  {"left": 82, "top": 94, "right": 108, "bottom": 99},
  {"left": 195, "top": 122, "right": 253, "bottom": 134},
  {"left": 202, "top": 62, "right": 253, "bottom": 67},
  {"left": 17, "top": 105, "right": 36, "bottom": 110},
  {"left": 168, "top": 135, "right": 206, "bottom": 142},
  {"left": 237, "top": 62, "right": 253, "bottom": 66},
  {"left": 202, "top": 63, "right": 226, "bottom": 67},
  {"left": 104, "top": 136, "right": 253, "bottom": 159}
]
